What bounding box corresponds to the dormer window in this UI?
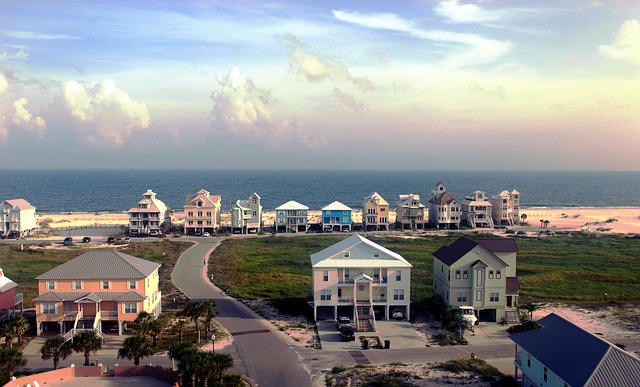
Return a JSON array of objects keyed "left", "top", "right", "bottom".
[
  {"left": 197, "top": 201, "right": 203, "bottom": 207},
  {"left": 344, "top": 251, "right": 350, "bottom": 258},
  {"left": 373, "top": 251, "right": 380, "bottom": 258}
]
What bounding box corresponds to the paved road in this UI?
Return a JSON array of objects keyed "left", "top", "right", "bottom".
[{"left": 171, "top": 238, "right": 312, "bottom": 387}]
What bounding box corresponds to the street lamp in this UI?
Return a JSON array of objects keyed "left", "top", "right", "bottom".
[{"left": 211, "top": 333, "right": 216, "bottom": 353}]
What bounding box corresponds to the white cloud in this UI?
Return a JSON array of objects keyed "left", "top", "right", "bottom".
[
  {"left": 60, "top": 79, "right": 150, "bottom": 147},
  {"left": 211, "top": 67, "right": 326, "bottom": 151},
  {"left": 0, "top": 126, "right": 8, "bottom": 144},
  {"left": 332, "top": 10, "right": 512, "bottom": 67},
  {"left": 2, "top": 30, "right": 80, "bottom": 40},
  {"left": 0, "top": 74, "right": 7, "bottom": 93},
  {"left": 0, "top": 50, "right": 29, "bottom": 61},
  {"left": 284, "top": 34, "right": 375, "bottom": 92},
  {"left": 599, "top": 19, "right": 640, "bottom": 65},
  {"left": 435, "top": 0, "right": 500, "bottom": 24},
  {"left": 332, "top": 88, "right": 369, "bottom": 113},
  {"left": 11, "top": 97, "right": 46, "bottom": 137}
]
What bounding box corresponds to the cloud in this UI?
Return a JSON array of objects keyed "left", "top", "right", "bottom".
[
  {"left": 284, "top": 33, "right": 376, "bottom": 92},
  {"left": 332, "top": 88, "right": 369, "bottom": 113},
  {"left": 2, "top": 30, "right": 80, "bottom": 40},
  {"left": 0, "top": 50, "right": 29, "bottom": 61},
  {"left": 0, "top": 74, "right": 7, "bottom": 93},
  {"left": 599, "top": 19, "right": 640, "bottom": 65},
  {"left": 211, "top": 67, "right": 326, "bottom": 151},
  {"left": 0, "top": 126, "right": 7, "bottom": 144},
  {"left": 468, "top": 80, "right": 506, "bottom": 100},
  {"left": 59, "top": 79, "right": 150, "bottom": 147},
  {"left": 332, "top": 10, "right": 512, "bottom": 67},
  {"left": 11, "top": 98, "right": 46, "bottom": 137},
  {"left": 435, "top": 0, "right": 500, "bottom": 24}
]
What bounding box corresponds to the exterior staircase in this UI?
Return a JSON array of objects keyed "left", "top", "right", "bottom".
[
  {"left": 356, "top": 305, "right": 376, "bottom": 332},
  {"left": 505, "top": 309, "right": 520, "bottom": 325},
  {"left": 77, "top": 318, "right": 95, "bottom": 329}
]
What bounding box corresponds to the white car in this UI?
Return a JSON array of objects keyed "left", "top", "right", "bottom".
[
  {"left": 457, "top": 306, "right": 478, "bottom": 326},
  {"left": 203, "top": 232, "right": 211, "bottom": 237}
]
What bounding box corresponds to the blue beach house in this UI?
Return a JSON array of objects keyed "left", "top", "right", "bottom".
[
  {"left": 322, "top": 201, "right": 352, "bottom": 232},
  {"left": 275, "top": 200, "right": 309, "bottom": 233}
]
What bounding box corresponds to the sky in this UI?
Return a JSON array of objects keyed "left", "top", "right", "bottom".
[{"left": 0, "top": 0, "right": 639, "bottom": 171}]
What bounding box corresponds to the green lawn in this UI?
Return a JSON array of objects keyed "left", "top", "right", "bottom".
[{"left": 209, "top": 233, "right": 640, "bottom": 305}]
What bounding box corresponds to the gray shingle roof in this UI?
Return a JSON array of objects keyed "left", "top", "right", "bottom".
[
  {"left": 33, "top": 291, "right": 147, "bottom": 302},
  {"left": 36, "top": 250, "right": 160, "bottom": 280},
  {"left": 433, "top": 236, "right": 515, "bottom": 266},
  {"left": 511, "top": 313, "right": 640, "bottom": 387}
]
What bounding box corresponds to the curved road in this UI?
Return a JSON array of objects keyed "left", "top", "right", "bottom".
[{"left": 171, "top": 238, "right": 312, "bottom": 387}]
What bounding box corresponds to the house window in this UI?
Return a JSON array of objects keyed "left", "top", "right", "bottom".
[
  {"left": 337, "top": 288, "right": 342, "bottom": 298},
  {"left": 496, "top": 270, "right": 501, "bottom": 279},
  {"left": 457, "top": 292, "right": 467, "bottom": 302},
  {"left": 490, "top": 292, "right": 499, "bottom": 302},
  {"left": 323, "top": 270, "right": 328, "bottom": 281},
  {"left": 123, "top": 303, "right": 138, "bottom": 314},
  {"left": 396, "top": 270, "right": 402, "bottom": 281},
  {"left": 42, "top": 303, "right": 56, "bottom": 314},
  {"left": 326, "top": 210, "right": 331, "bottom": 215},
  {"left": 455, "top": 270, "right": 461, "bottom": 279},
  {"left": 46, "top": 281, "right": 56, "bottom": 290},
  {"left": 527, "top": 354, "right": 531, "bottom": 367},
  {"left": 252, "top": 197, "right": 257, "bottom": 204},
  {"left": 320, "top": 290, "right": 332, "bottom": 301},
  {"left": 489, "top": 270, "right": 494, "bottom": 279},
  {"left": 101, "top": 281, "right": 111, "bottom": 290},
  {"left": 343, "top": 217, "right": 348, "bottom": 223},
  {"left": 476, "top": 290, "right": 482, "bottom": 301},
  {"left": 344, "top": 251, "right": 350, "bottom": 258},
  {"left": 476, "top": 270, "right": 483, "bottom": 286},
  {"left": 463, "top": 270, "right": 468, "bottom": 279},
  {"left": 343, "top": 210, "right": 348, "bottom": 215},
  {"left": 72, "top": 281, "right": 83, "bottom": 290},
  {"left": 197, "top": 201, "right": 203, "bottom": 207},
  {"left": 393, "top": 289, "right": 404, "bottom": 300},
  {"left": 253, "top": 211, "right": 257, "bottom": 216},
  {"left": 373, "top": 251, "right": 380, "bottom": 258},
  {"left": 197, "top": 211, "right": 203, "bottom": 217},
  {"left": 188, "top": 211, "right": 193, "bottom": 217},
  {"left": 344, "top": 269, "right": 350, "bottom": 280},
  {"left": 543, "top": 366, "right": 548, "bottom": 382},
  {"left": 128, "top": 280, "right": 137, "bottom": 289},
  {"left": 206, "top": 212, "right": 212, "bottom": 217}
]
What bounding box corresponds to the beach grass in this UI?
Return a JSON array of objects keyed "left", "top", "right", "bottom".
[{"left": 209, "top": 233, "right": 640, "bottom": 306}]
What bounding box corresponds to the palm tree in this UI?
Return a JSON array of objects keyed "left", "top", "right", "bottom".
[
  {"left": 0, "top": 347, "right": 27, "bottom": 382},
  {"left": 539, "top": 219, "right": 544, "bottom": 228},
  {"left": 11, "top": 316, "right": 30, "bottom": 345},
  {"left": 174, "top": 319, "right": 187, "bottom": 342},
  {"left": 168, "top": 342, "right": 199, "bottom": 387},
  {"left": 519, "top": 302, "right": 540, "bottom": 322},
  {"left": 520, "top": 213, "right": 527, "bottom": 225},
  {"left": 118, "top": 335, "right": 153, "bottom": 365},
  {"left": 72, "top": 330, "right": 102, "bottom": 366},
  {"left": 40, "top": 335, "right": 73, "bottom": 370},
  {"left": 183, "top": 300, "right": 204, "bottom": 343},
  {"left": 543, "top": 220, "right": 550, "bottom": 229},
  {"left": 0, "top": 322, "right": 16, "bottom": 348},
  {"left": 211, "top": 352, "right": 234, "bottom": 386},
  {"left": 147, "top": 318, "right": 163, "bottom": 347},
  {"left": 133, "top": 311, "right": 153, "bottom": 337}
]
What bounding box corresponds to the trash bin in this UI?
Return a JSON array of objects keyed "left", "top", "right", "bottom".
[
  {"left": 384, "top": 340, "right": 390, "bottom": 349},
  {"left": 362, "top": 339, "right": 369, "bottom": 350}
]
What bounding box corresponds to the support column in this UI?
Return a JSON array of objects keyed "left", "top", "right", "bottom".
[
  {"left": 118, "top": 321, "right": 123, "bottom": 335},
  {"left": 334, "top": 305, "right": 337, "bottom": 320},
  {"left": 59, "top": 321, "right": 63, "bottom": 334},
  {"left": 386, "top": 305, "right": 389, "bottom": 321}
]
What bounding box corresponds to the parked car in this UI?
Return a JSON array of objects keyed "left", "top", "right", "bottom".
[
  {"left": 149, "top": 230, "right": 159, "bottom": 236},
  {"left": 391, "top": 309, "right": 404, "bottom": 320},
  {"left": 194, "top": 231, "right": 202, "bottom": 236},
  {"left": 7, "top": 231, "right": 20, "bottom": 239},
  {"left": 340, "top": 326, "right": 355, "bottom": 341},
  {"left": 336, "top": 316, "right": 352, "bottom": 329},
  {"left": 82, "top": 237, "right": 91, "bottom": 243},
  {"left": 203, "top": 232, "right": 211, "bottom": 237},
  {"left": 106, "top": 236, "right": 115, "bottom": 243},
  {"left": 63, "top": 237, "right": 73, "bottom": 246}
]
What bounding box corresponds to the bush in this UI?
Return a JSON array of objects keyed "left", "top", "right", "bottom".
[
  {"left": 507, "top": 320, "right": 542, "bottom": 334},
  {"left": 438, "top": 357, "right": 503, "bottom": 378},
  {"left": 331, "top": 365, "right": 348, "bottom": 373}
]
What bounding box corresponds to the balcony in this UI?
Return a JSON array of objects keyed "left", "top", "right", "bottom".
[
  {"left": 100, "top": 310, "right": 119, "bottom": 320},
  {"left": 338, "top": 278, "right": 355, "bottom": 284},
  {"left": 14, "top": 292, "right": 23, "bottom": 306},
  {"left": 338, "top": 298, "right": 354, "bottom": 304},
  {"left": 371, "top": 296, "right": 387, "bottom": 303}
]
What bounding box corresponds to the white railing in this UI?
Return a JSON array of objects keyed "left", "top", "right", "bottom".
[{"left": 100, "top": 310, "right": 118, "bottom": 319}]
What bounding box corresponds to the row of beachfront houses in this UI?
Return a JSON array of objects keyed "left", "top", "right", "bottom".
[
  {"left": 1, "top": 182, "right": 520, "bottom": 237},
  {"left": 132, "top": 182, "right": 521, "bottom": 236}
]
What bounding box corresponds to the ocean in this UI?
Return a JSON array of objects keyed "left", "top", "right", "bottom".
[{"left": 0, "top": 170, "right": 639, "bottom": 213}]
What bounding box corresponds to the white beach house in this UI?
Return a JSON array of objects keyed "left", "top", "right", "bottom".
[{"left": 1, "top": 198, "right": 38, "bottom": 237}]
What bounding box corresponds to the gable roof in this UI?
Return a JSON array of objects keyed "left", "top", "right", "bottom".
[
  {"left": 433, "top": 236, "right": 513, "bottom": 266},
  {"left": 397, "top": 194, "right": 425, "bottom": 208},
  {"left": 128, "top": 190, "right": 168, "bottom": 214},
  {"left": 363, "top": 192, "right": 389, "bottom": 206},
  {"left": 429, "top": 191, "right": 456, "bottom": 205},
  {"left": 276, "top": 200, "right": 309, "bottom": 211},
  {"left": 0, "top": 269, "right": 18, "bottom": 293},
  {"left": 36, "top": 250, "right": 160, "bottom": 280},
  {"left": 311, "top": 234, "right": 412, "bottom": 268},
  {"left": 322, "top": 201, "right": 352, "bottom": 211},
  {"left": 3, "top": 199, "right": 35, "bottom": 210},
  {"left": 184, "top": 189, "right": 221, "bottom": 208},
  {"left": 33, "top": 291, "right": 147, "bottom": 302},
  {"left": 510, "top": 313, "right": 640, "bottom": 387}
]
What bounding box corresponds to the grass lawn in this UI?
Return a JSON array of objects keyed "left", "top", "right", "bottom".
[{"left": 209, "top": 233, "right": 640, "bottom": 307}]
